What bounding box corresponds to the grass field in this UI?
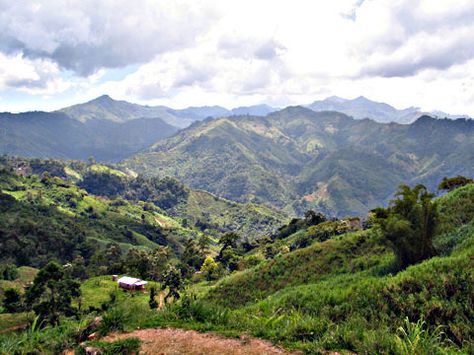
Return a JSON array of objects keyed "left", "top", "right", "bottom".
[{"left": 79, "top": 275, "right": 160, "bottom": 310}]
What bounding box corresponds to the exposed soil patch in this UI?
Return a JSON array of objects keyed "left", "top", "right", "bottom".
[
  {"left": 102, "top": 328, "right": 300, "bottom": 355},
  {"left": 154, "top": 216, "right": 172, "bottom": 228}
]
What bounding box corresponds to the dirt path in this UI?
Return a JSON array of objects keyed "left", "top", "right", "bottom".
[
  {"left": 102, "top": 328, "right": 300, "bottom": 355},
  {"left": 0, "top": 323, "right": 28, "bottom": 334}
]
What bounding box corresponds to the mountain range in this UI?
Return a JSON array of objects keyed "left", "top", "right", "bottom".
[
  {"left": 124, "top": 107, "right": 474, "bottom": 217},
  {"left": 59, "top": 95, "right": 278, "bottom": 128},
  {"left": 307, "top": 96, "right": 421, "bottom": 124},
  {"left": 1, "top": 95, "right": 472, "bottom": 217},
  {"left": 1, "top": 94, "right": 470, "bottom": 163},
  {"left": 0, "top": 95, "right": 279, "bottom": 161}
]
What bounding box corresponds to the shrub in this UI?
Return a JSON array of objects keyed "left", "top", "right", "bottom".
[
  {"left": 438, "top": 176, "right": 473, "bottom": 192},
  {"left": 200, "top": 256, "right": 221, "bottom": 281},
  {"left": 98, "top": 307, "right": 126, "bottom": 335},
  {"left": 0, "top": 264, "right": 18, "bottom": 280},
  {"left": 2, "top": 288, "right": 22, "bottom": 313},
  {"left": 373, "top": 184, "right": 437, "bottom": 269},
  {"left": 291, "top": 220, "right": 351, "bottom": 250}
]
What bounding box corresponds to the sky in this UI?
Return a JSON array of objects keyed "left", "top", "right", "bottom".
[{"left": 0, "top": 0, "right": 474, "bottom": 114}]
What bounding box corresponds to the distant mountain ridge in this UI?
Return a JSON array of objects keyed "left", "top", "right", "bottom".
[
  {"left": 0, "top": 95, "right": 280, "bottom": 162},
  {"left": 0, "top": 110, "right": 178, "bottom": 162},
  {"left": 0, "top": 93, "right": 470, "bottom": 168},
  {"left": 124, "top": 107, "right": 474, "bottom": 217},
  {"left": 307, "top": 96, "right": 470, "bottom": 124},
  {"left": 58, "top": 95, "right": 279, "bottom": 128}
]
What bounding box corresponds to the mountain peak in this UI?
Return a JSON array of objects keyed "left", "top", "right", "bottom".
[
  {"left": 353, "top": 96, "right": 371, "bottom": 102},
  {"left": 413, "top": 115, "right": 436, "bottom": 124},
  {"left": 91, "top": 94, "right": 114, "bottom": 103},
  {"left": 325, "top": 95, "right": 348, "bottom": 103}
]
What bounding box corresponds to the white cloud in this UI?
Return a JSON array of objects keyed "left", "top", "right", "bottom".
[
  {"left": 1, "top": 0, "right": 474, "bottom": 115},
  {"left": 0, "top": 53, "right": 70, "bottom": 95},
  {"left": 352, "top": 0, "right": 474, "bottom": 77},
  {"left": 0, "top": 0, "right": 218, "bottom": 75}
]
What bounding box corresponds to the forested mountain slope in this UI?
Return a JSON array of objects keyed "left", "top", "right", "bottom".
[
  {"left": 124, "top": 107, "right": 474, "bottom": 217},
  {"left": 60, "top": 95, "right": 277, "bottom": 127},
  {"left": 0, "top": 157, "right": 284, "bottom": 244},
  {"left": 0, "top": 110, "right": 177, "bottom": 161},
  {"left": 0, "top": 95, "right": 279, "bottom": 162}
]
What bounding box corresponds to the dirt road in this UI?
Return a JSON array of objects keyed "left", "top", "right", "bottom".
[{"left": 102, "top": 328, "right": 300, "bottom": 354}]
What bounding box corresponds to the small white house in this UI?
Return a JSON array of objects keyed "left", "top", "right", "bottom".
[{"left": 117, "top": 276, "right": 148, "bottom": 291}]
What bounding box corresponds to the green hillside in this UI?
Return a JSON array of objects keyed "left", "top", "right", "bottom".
[
  {"left": 124, "top": 108, "right": 474, "bottom": 217},
  {"left": 0, "top": 156, "right": 285, "bottom": 241},
  {"left": 0, "top": 181, "right": 472, "bottom": 353},
  {"left": 150, "top": 183, "right": 473, "bottom": 353},
  {"left": 0, "top": 168, "right": 202, "bottom": 267},
  {"left": 0, "top": 111, "right": 178, "bottom": 162}
]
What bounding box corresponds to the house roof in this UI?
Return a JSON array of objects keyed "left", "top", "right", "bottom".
[{"left": 117, "top": 276, "right": 148, "bottom": 286}]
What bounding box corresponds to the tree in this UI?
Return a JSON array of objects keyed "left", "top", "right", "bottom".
[
  {"left": 304, "top": 210, "right": 326, "bottom": 226},
  {"left": 148, "top": 286, "right": 158, "bottom": 309},
  {"left": 0, "top": 264, "right": 18, "bottom": 280},
  {"left": 40, "top": 171, "right": 51, "bottom": 185},
  {"left": 149, "top": 246, "right": 171, "bottom": 281},
  {"left": 218, "top": 232, "right": 240, "bottom": 251},
  {"left": 181, "top": 239, "right": 204, "bottom": 272},
  {"left": 264, "top": 243, "right": 279, "bottom": 259},
  {"left": 241, "top": 237, "right": 257, "bottom": 253},
  {"left": 216, "top": 232, "right": 242, "bottom": 271},
  {"left": 25, "top": 262, "right": 81, "bottom": 325},
  {"left": 160, "top": 266, "right": 183, "bottom": 304},
  {"left": 89, "top": 243, "right": 124, "bottom": 275},
  {"left": 373, "top": 184, "right": 437, "bottom": 269},
  {"left": 200, "top": 256, "right": 220, "bottom": 281},
  {"left": 3, "top": 288, "right": 22, "bottom": 313},
  {"left": 197, "top": 234, "right": 211, "bottom": 255},
  {"left": 124, "top": 248, "right": 152, "bottom": 279},
  {"left": 438, "top": 176, "right": 473, "bottom": 192},
  {"left": 220, "top": 248, "right": 240, "bottom": 271},
  {"left": 68, "top": 256, "right": 88, "bottom": 280},
  {"left": 87, "top": 156, "right": 96, "bottom": 166}
]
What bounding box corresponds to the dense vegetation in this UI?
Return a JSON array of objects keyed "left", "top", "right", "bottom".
[
  {"left": 0, "top": 107, "right": 178, "bottom": 162},
  {"left": 125, "top": 107, "right": 474, "bottom": 217},
  {"left": 0, "top": 156, "right": 285, "bottom": 240},
  {"left": 0, "top": 164, "right": 208, "bottom": 268},
  {"left": 0, "top": 179, "right": 472, "bottom": 354}
]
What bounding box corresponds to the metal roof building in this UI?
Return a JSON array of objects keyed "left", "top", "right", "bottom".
[{"left": 117, "top": 276, "right": 148, "bottom": 290}]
